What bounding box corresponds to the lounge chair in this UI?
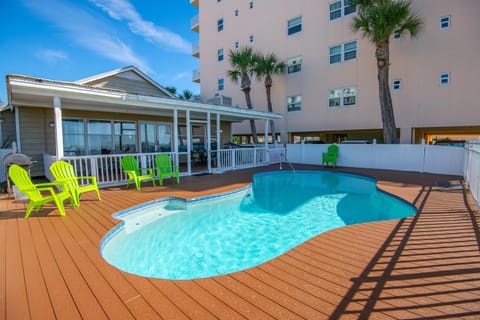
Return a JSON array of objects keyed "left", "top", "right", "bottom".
[
  {"left": 49, "top": 160, "right": 101, "bottom": 206},
  {"left": 8, "top": 164, "right": 74, "bottom": 218},
  {"left": 121, "top": 156, "right": 156, "bottom": 190},
  {"left": 155, "top": 154, "right": 180, "bottom": 186},
  {"left": 322, "top": 144, "right": 339, "bottom": 168}
]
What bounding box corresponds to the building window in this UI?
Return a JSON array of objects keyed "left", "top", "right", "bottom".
[
  {"left": 217, "top": 0, "right": 221, "bottom": 2},
  {"left": 218, "top": 78, "right": 224, "bottom": 91},
  {"left": 249, "top": 1, "right": 254, "bottom": 9},
  {"left": 440, "top": 16, "right": 450, "bottom": 29},
  {"left": 217, "top": 48, "right": 224, "bottom": 61},
  {"left": 114, "top": 121, "right": 136, "bottom": 153},
  {"left": 234, "top": 9, "right": 238, "bottom": 16},
  {"left": 330, "top": 41, "right": 357, "bottom": 64},
  {"left": 63, "top": 119, "right": 86, "bottom": 156},
  {"left": 234, "top": 41, "right": 239, "bottom": 49},
  {"left": 329, "top": 87, "right": 357, "bottom": 107},
  {"left": 393, "top": 30, "right": 401, "bottom": 40},
  {"left": 217, "top": 18, "right": 224, "bottom": 32},
  {"left": 439, "top": 73, "right": 450, "bottom": 86},
  {"left": 249, "top": 35, "right": 254, "bottom": 43},
  {"left": 287, "top": 56, "right": 302, "bottom": 74},
  {"left": 392, "top": 79, "right": 402, "bottom": 91},
  {"left": 288, "top": 16, "right": 302, "bottom": 36},
  {"left": 287, "top": 95, "right": 302, "bottom": 112},
  {"left": 329, "top": 0, "right": 356, "bottom": 21}
]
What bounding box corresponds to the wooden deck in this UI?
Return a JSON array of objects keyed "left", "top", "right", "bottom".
[{"left": 1, "top": 165, "right": 479, "bottom": 319}]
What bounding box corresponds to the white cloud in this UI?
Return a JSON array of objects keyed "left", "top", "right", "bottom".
[
  {"left": 90, "top": 0, "right": 191, "bottom": 54},
  {"left": 36, "top": 49, "right": 69, "bottom": 64},
  {"left": 173, "top": 72, "right": 191, "bottom": 81},
  {"left": 22, "top": 0, "right": 152, "bottom": 73}
]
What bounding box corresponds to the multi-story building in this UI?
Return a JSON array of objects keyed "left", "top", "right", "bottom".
[{"left": 190, "top": 0, "right": 480, "bottom": 144}]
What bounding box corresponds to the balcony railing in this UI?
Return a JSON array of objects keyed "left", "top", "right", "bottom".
[
  {"left": 192, "top": 69, "right": 200, "bottom": 83},
  {"left": 192, "top": 42, "right": 200, "bottom": 57},
  {"left": 191, "top": 15, "right": 199, "bottom": 32}
]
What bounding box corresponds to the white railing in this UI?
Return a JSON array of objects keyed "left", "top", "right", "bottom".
[
  {"left": 464, "top": 142, "right": 480, "bottom": 208},
  {"left": 41, "top": 147, "right": 281, "bottom": 187},
  {"left": 287, "top": 143, "right": 465, "bottom": 175}
]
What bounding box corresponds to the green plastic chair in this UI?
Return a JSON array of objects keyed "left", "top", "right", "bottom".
[
  {"left": 120, "top": 156, "right": 156, "bottom": 190},
  {"left": 49, "top": 160, "right": 101, "bottom": 207},
  {"left": 322, "top": 144, "right": 339, "bottom": 168},
  {"left": 8, "top": 164, "right": 74, "bottom": 218},
  {"left": 155, "top": 154, "right": 180, "bottom": 186}
]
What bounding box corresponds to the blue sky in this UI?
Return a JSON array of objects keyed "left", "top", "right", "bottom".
[{"left": 0, "top": 0, "right": 199, "bottom": 103}]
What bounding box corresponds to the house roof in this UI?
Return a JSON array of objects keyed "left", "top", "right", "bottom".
[
  {"left": 75, "top": 65, "right": 175, "bottom": 98},
  {"left": 5, "top": 73, "right": 282, "bottom": 122}
]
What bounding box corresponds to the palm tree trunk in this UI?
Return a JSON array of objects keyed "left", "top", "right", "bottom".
[
  {"left": 243, "top": 88, "right": 258, "bottom": 144},
  {"left": 265, "top": 84, "right": 276, "bottom": 143},
  {"left": 376, "top": 43, "right": 398, "bottom": 144}
]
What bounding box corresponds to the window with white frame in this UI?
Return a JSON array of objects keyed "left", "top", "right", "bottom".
[
  {"left": 249, "top": 1, "right": 254, "bottom": 9},
  {"left": 249, "top": 35, "right": 254, "bottom": 43},
  {"left": 287, "top": 95, "right": 302, "bottom": 112},
  {"left": 393, "top": 30, "right": 401, "bottom": 40},
  {"left": 217, "top": 48, "right": 224, "bottom": 61},
  {"left": 329, "top": 0, "right": 356, "bottom": 21},
  {"left": 439, "top": 73, "right": 450, "bottom": 86},
  {"left": 114, "top": 121, "right": 136, "bottom": 153},
  {"left": 329, "top": 87, "right": 357, "bottom": 107},
  {"left": 330, "top": 41, "right": 357, "bottom": 64},
  {"left": 234, "top": 41, "right": 239, "bottom": 48},
  {"left": 440, "top": 16, "right": 450, "bottom": 29},
  {"left": 288, "top": 16, "right": 302, "bottom": 36},
  {"left": 287, "top": 56, "right": 302, "bottom": 74},
  {"left": 234, "top": 9, "right": 238, "bottom": 16},
  {"left": 217, "top": 18, "right": 224, "bottom": 32},
  {"left": 63, "top": 119, "right": 86, "bottom": 156},
  {"left": 392, "top": 79, "right": 402, "bottom": 91},
  {"left": 218, "top": 78, "right": 224, "bottom": 91}
]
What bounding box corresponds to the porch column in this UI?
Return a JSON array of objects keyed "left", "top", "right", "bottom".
[
  {"left": 264, "top": 119, "right": 269, "bottom": 163},
  {"left": 207, "top": 112, "right": 211, "bottom": 172},
  {"left": 216, "top": 113, "right": 221, "bottom": 169},
  {"left": 53, "top": 97, "right": 64, "bottom": 159},
  {"left": 186, "top": 110, "right": 191, "bottom": 175},
  {"left": 173, "top": 108, "right": 179, "bottom": 168}
]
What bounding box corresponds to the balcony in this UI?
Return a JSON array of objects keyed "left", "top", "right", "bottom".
[
  {"left": 192, "top": 42, "right": 200, "bottom": 58},
  {"left": 192, "top": 69, "right": 200, "bottom": 83},
  {"left": 191, "top": 15, "right": 199, "bottom": 32},
  {"left": 190, "top": 0, "right": 199, "bottom": 7}
]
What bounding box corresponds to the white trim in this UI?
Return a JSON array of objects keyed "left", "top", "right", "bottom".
[
  {"left": 186, "top": 111, "right": 191, "bottom": 174},
  {"left": 207, "top": 112, "right": 211, "bottom": 172},
  {"left": 15, "top": 106, "right": 21, "bottom": 152},
  {"left": 53, "top": 97, "right": 64, "bottom": 159}
]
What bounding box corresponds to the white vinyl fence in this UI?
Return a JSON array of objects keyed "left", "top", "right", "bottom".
[
  {"left": 286, "top": 143, "right": 465, "bottom": 176},
  {"left": 464, "top": 142, "right": 480, "bottom": 208}
]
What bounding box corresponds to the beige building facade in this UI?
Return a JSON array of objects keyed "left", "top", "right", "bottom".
[{"left": 190, "top": 0, "right": 480, "bottom": 144}]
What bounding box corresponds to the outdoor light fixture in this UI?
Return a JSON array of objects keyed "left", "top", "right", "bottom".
[{"left": 48, "top": 121, "right": 55, "bottom": 128}]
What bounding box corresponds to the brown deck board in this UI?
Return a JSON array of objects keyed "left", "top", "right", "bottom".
[{"left": 1, "top": 164, "right": 480, "bottom": 319}]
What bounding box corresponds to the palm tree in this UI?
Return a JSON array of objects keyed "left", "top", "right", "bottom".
[
  {"left": 179, "top": 89, "right": 193, "bottom": 100},
  {"left": 164, "top": 86, "right": 177, "bottom": 97},
  {"left": 227, "top": 46, "right": 260, "bottom": 144},
  {"left": 254, "top": 53, "right": 285, "bottom": 144},
  {"left": 351, "top": 0, "right": 423, "bottom": 143}
]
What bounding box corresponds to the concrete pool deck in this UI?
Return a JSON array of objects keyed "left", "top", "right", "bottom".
[{"left": 1, "top": 164, "right": 479, "bottom": 319}]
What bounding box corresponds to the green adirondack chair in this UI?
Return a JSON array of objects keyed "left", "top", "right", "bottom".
[
  {"left": 49, "top": 160, "right": 101, "bottom": 207},
  {"left": 120, "top": 156, "right": 156, "bottom": 190},
  {"left": 8, "top": 164, "right": 74, "bottom": 218},
  {"left": 155, "top": 154, "right": 180, "bottom": 186},
  {"left": 322, "top": 144, "right": 339, "bottom": 168}
]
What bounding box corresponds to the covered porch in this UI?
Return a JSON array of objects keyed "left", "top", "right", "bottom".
[{"left": 5, "top": 73, "right": 283, "bottom": 185}]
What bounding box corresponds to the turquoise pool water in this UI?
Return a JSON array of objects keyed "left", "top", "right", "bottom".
[{"left": 101, "top": 170, "right": 416, "bottom": 280}]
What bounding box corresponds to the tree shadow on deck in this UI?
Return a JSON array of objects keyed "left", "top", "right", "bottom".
[{"left": 330, "top": 182, "right": 480, "bottom": 319}]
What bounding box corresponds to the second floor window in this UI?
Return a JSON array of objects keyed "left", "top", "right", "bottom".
[
  {"left": 288, "top": 16, "right": 302, "bottom": 36},
  {"left": 392, "top": 79, "right": 402, "bottom": 91},
  {"left": 329, "top": 87, "right": 357, "bottom": 107},
  {"left": 217, "top": 18, "right": 224, "bottom": 32},
  {"left": 287, "top": 57, "right": 302, "bottom": 74},
  {"left": 440, "top": 16, "right": 451, "bottom": 29},
  {"left": 439, "top": 73, "right": 450, "bottom": 86},
  {"left": 217, "top": 48, "right": 224, "bottom": 61},
  {"left": 287, "top": 95, "right": 302, "bottom": 112},
  {"left": 330, "top": 41, "right": 357, "bottom": 64},
  {"left": 218, "top": 78, "right": 224, "bottom": 91}
]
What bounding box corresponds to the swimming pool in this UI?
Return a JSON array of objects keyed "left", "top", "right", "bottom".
[{"left": 101, "top": 170, "right": 416, "bottom": 280}]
